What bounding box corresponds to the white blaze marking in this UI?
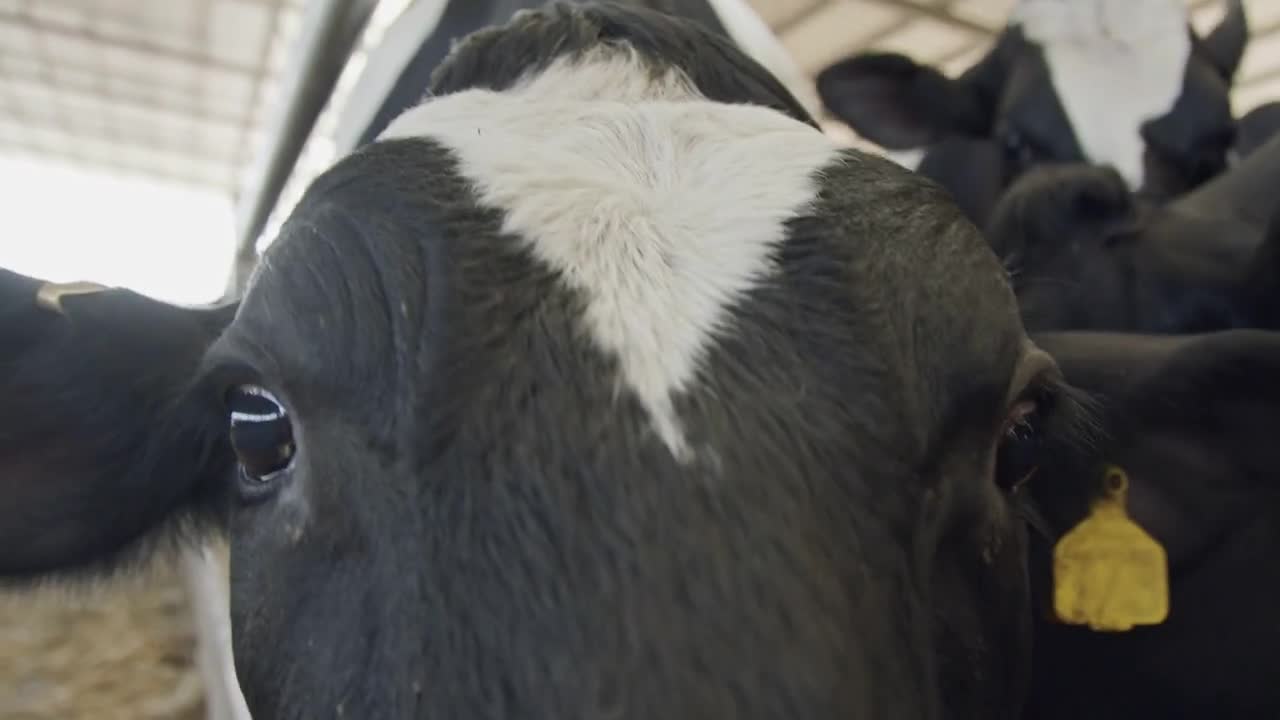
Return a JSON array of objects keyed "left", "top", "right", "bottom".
[
  {"left": 381, "top": 52, "right": 840, "bottom": 460},
  {"left": 1013, "top": 0, "right": 1190, "bottom": 188}
]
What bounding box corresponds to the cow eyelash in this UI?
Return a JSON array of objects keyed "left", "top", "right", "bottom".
[
  {"left": 994, "top": 379, "right": 1058, "bottom": 494},
  {"left": 226, "top": 384, "right": 297, "bottom": 500}
]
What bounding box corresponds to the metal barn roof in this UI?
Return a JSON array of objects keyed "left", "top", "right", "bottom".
[
  {"left": 0, "top": 0, "right": 304, "bottom": 190},
  {"left": 1, "top": 0, "right": 1278, "bottom": 258}
]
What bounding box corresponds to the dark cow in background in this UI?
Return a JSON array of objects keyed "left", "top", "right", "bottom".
[
  {"left": 938, "top": 6, "right": 1280, "bottom": 718},
  {"left": 815, "top": 0, "right": 1249, "bottom": 226},
  {"left": 989, "top": 131, "right": 1280, "bottom": 334},
  {"left": 1236, "top": 100, "right": 1280, "bottom": 158},
  {"left": 0, "top": 3, "right": 1104, "bottom": 718},
  {"left": 1024, "top": 330, "right": 1280, "bottom": 719}
]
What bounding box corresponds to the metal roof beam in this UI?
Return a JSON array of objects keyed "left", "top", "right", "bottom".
[
  {"left": 0, "top": 72, "right": 247, "bottom": 129},
  {"left": 235, "top": 0, "right": 289, "bottom": 176},
  {"left": 230, "top": 0, "right": 378, "bottom": 292},
  {"left": 0, "top": 48, "right": 254, "bottom": 104},
  {"left": 0, "top": 117, "right": 240, "bottom": 166},
  {"left": 0, "top": 140, "right": 234, "bottom": 190},
  {"left": 0, "top": 8, "right": 260, "bottom": 76}
]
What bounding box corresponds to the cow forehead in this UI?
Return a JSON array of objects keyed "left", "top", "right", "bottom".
[
  {"left": 376, "top": 51, "right": 841, "bottom": 462},
  {"left": 1011, "top": 0, "right": 1190, "bottom": 188},
  {"left": 229, "top": 57, "right": 1015, "bottom": 483},
  {"left": 225, "top": 47, "right": 1023, "bottom": 482}
]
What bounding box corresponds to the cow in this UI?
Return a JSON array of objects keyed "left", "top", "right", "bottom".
[
  {"left": 222, "top": 1, "right": 820, "bottom": 715},
  {"left": 814, "top": 0, "right": 1249, "bottom": 227},
  {"left": 987, "top": 131, "right": 1280, "bottom": 334},
  {"left": 332, "top": 0, "right": 823, "bottom": 154},
  {"left": 0, "top": 3, "right": 1101, "bottom": 717},
  {"left": 1023, "top": 329, "right": 1280, "bottom": 719},
  {"left": 1236, "top": 100, "right": 1280, "bottom": 159}
]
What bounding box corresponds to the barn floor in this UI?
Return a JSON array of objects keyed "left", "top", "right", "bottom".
[{"left": 0, "top": 557, "right": 206, "bottom": 720}]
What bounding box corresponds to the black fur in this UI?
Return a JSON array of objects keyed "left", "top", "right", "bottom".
[
  {"left": 815, "top": 10, "right": 1248, "bottom": 227},
  {"left": 0, "top": 4, "right": 1096, "bottom": 718},
  {"left": 351, "top": 0, "right": 744, "bottom": 148},
  {"left": 429, "top": 1, "right": 817, "bottom": 127},
  {"left": 987, "top": 151, "right": 1280, "bottom": 334},
  {"left": 1025, "top": 329, "right": 1280, "bottom": 720}
]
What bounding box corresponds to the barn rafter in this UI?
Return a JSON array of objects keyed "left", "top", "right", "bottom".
[{"left": 1, "top": 0, "right": 1276, "bottom": 274}]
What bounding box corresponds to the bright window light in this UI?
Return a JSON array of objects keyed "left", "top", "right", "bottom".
[{"left": 0, "top": 153, "right": 235, "bottom": 307}]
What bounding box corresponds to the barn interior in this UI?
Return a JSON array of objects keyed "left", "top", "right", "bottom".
[{"left": 1, "top": 1, "right": 1278, "bottom": 718}]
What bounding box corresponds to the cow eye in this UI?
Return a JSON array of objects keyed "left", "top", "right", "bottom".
[
  {"left": 994, "top": 384, "right": 1055, "bottom": 493},
  {"left": 226, "top": 385, "right": 296, "bottom": 486}
]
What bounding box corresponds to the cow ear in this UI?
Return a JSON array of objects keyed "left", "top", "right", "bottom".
[
  {"left": 1120, "top": 330, "right": 1280, "bottom": 567},
  {"left": 815, "top": 52, "right": 989, "bottom": 149},
  {"left": 0, "top": 267, "right": 236, "bottom": 580},
  {"left": 1200, "top": 0, "right": 1248, "bottom": 82},
  {"left": 1044, "top": 330, "right": 1280, "bottom": 571}
]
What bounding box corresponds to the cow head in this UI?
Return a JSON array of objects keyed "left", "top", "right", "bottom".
[
  {"left": 1025, "top": 330, "right": 1280, "bottom": 718},
  {"left": 0, "top": 3, "right": 1098, "bottom": 718},
  {"left": 988, "top": 131, "right": 1280, "bottom": 334},
  {"left": 816, "top": 0, "right": 1247, "bottom": 225}
]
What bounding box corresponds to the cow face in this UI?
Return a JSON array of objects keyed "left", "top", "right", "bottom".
[
  {"left": 0, "top": 4, "right": 1093, "bottom": 718},
  {"left": 1025, "top": 330, "right": 1280, "bottom": 719},
  {"left": 987, "top": 160, "right": 1280, "bottom": 334},
  {"left": 816, "top": 0, "right": 1247, "bottom": 225}
]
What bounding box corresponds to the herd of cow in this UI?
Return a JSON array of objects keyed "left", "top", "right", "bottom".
[{"left": 1, "top": 0, "right": 1278, "bottom": 718}]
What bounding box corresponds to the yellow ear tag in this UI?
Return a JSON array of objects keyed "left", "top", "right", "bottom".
[{"left": 1052, "top": 466, "right": 1169, "bottom": 632}]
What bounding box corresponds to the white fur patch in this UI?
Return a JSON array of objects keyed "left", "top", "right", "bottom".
[
  {"left": 381, "top": 52, "right": 840, "bottom": 460},
  {"left": 703, "top": 0, "right": 825, "bottom": 121},
  {"left": 1013, "top": 0, "right": 1190, "bottom": 188},
  {"left": 180, "top": 543, "right": 252, "bottom": 720}
]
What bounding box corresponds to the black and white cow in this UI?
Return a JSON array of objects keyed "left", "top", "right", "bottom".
[
  {"left": 1025, "top": 329, "right": 1280, "bottom": 719},
  {"left": 237, "top": 1, "right": 818, "bottom": 714},
  {"left": 816, "top": 0, "right": 1249, "bottom": 226},
  {"left": 332, "top": 0, "right": 822, "bottom": 154},
  {"left": 988, "top": 131, "right": 1280, "bottom": 334},
  {"left": 0, "top": 3, "right": 1097, "bottom": 718}
]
